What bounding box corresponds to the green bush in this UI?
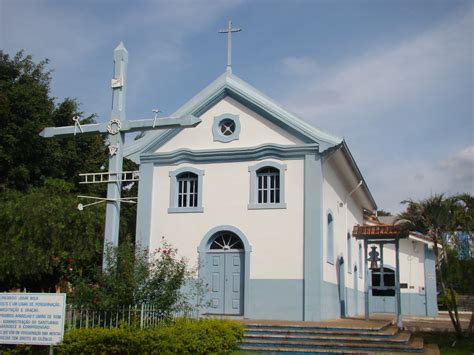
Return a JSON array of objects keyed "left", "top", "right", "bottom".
[
  {"left": 55, "top": 319, "right": 244, "bottom": 354},
  {"left": 437, "top": 289, "right": 458, "bottom": 308}
]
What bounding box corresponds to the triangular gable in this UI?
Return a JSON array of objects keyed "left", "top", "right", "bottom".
[{"left": 124, "top": 71, "right": 342, "bottom": 162}]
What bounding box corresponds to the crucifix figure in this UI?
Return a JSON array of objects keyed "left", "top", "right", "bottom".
[
  {"left": 219, "top": 20, "right": 241, "bottom": 72},
  {"left": 40, "top": 42, "right": 201, "bottom": 269}
]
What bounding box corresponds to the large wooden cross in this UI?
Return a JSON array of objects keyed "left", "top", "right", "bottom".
[{"left": 40, "top": 42, "right": 201, "bottom": 268}]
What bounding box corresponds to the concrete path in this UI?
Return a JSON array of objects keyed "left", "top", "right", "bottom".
[{"left": 363, "top": 312, "right": 472, "bottom": 332}]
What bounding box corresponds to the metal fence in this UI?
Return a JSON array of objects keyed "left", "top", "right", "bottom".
[{"left": 65, "top": 304, "right": 197, "bottom": 330}]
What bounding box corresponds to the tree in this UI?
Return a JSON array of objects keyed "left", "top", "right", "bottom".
[
  {"left": 0, "top": 51, "right": 139, "bottom": 291},
  {"left": 397, "top": 194, "right": 473, "bottom": 338},
  {"left": 377, "top": 210, "right": 392, "bottom": 217},
  {"left": 0, "top": 179, "right": 104, "bottom": 292},
  {"left": 0, "top": 51, "right": 108, "bottom": 190}
]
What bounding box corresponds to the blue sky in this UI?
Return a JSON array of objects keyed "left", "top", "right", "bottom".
[{"left": 2, "top": 0, "right": 473, "bottom": 213}]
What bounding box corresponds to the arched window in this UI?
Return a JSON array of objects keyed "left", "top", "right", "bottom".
[
  {"left": 327, "top": 213, "right": 334, "bottom": 263},
  {"left": 347, "top": 232, "right": 352, "bottom": 274},
  {"left": 371, "top": 267, "right": 395, "bottom": 296},
  {"left": 169, "top": 167, "right": 204, "bottom": 213},
  {"left": 210, "top": 232, "right": 244, "bottom": 250},
  {"left": 248, "top": 161, "right": 287, "bottom": 209},
  {"left": 257, "top": 167, "right": 280, "bottom": 204},
  {"left": 177, "top": 172, "right": 198, "bottom": 208}
]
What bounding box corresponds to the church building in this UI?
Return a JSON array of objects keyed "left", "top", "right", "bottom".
[{"left": 124, "top": 58, "right": 438, "bottom": 322}]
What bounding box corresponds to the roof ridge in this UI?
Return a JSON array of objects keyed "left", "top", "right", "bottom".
[{"left": 124, "top": 71, "right": 342, "bottom": 160}]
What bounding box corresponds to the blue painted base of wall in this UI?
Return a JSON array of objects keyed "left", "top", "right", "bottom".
[
  {"left": 188, "top": 277, "right": 438, "bottom": 321},
  {"left": 369, "top": 293, "right": 438, "bottom": 317},
  {"left": 247, "top": 279, "right": 303, "bottom": 321},
  {"left": 320, "top": 281, "right": 341, "bottom": 320}
]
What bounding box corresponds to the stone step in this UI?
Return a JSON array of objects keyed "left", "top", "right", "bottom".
[
  {"left": 244, "top": 329, "right": 411, "bottom": 344},
  {"left": 243, "top": 319, "right": 392, "bottom": 332},
  {"left": 239, "top": 336, "right": 424, "bottom": 353},
  {"left": 245, "top": 324, "right": 399, "bottom": 338}
]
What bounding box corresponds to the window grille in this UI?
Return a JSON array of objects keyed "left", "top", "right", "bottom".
[
  {"left": 210, "top": 233, "right": 244, "bottom": 250},
  {"left": 177, "top": 172, "right": 198, "bottom": 208},
  {"left": 371, "top": 267, "right": 396, "bottom": 296},
  {"left": 257, "top": 167, "right": 280, "bottom": 204}
]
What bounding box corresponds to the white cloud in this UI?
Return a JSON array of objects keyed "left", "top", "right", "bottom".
[
  {"left": 439, "top": 146, "right": 474, "bottom": 190},
  {"left": 281, "top": 56, "right": 321, "bottom": 76},
  {"left": 277, "top": 7, "right": 473, "bottom": 213},
  {"left": 281, "top": 7, "right": 473, "bottom": 122},
  {"left": 364, "top": 146, "right": 474, "bottom": 214}
]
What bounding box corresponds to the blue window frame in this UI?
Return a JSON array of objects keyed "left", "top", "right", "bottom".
[
  {"left": 248, "top": 161, "right": 287, "bottom": 209},
  {"left": 169, "top": 167, "right": 204, "bottom": 213},
  {"left": 327, "top": 213, "right": 334, "bottom": 264}
]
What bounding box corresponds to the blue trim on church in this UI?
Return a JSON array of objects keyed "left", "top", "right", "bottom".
[{"left": 303, "top": 153, "right": 324, "bottom": 321}]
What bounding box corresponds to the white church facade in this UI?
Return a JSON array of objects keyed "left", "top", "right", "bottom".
[{"left": 124, "top": 70, "right": 438, "bottom": 321}]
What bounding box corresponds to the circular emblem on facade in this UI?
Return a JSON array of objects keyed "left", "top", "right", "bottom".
[{"left": 107, "top": 119, "right": 122, "bottom": 135}]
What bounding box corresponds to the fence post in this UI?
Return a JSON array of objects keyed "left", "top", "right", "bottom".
[
  {"left": 140, "top": 303, "right": 144, "bottom": 329},
  {"left": 85, "top": 308, "right": 89, "bottom": 329}
]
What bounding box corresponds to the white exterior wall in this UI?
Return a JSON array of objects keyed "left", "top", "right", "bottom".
[
  {"left": 158, "top": 97, "right": 303, "bottom": 153},
  {"left": 368, "top": 240, "right": 427, "bottom": 293},
  {"left": 322, "top": 159, "right": 365, "bottom": 292},
  {"left": 148, "top": 158, "right": 305, "bottom": 280}
]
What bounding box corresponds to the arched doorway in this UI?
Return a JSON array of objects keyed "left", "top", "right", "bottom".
[{"left": 203, "top": 230, "right": 245, "bottom": 315}]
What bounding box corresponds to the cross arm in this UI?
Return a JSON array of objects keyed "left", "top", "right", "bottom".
[
  {"left": 39, "top": 123, "right": 103, "bottom": 138},
  {"left": 39, "top": 115, "right": 201, "bottom": 138},
  {"left": 122, "top": 114, "right": 201, "bottom": 133}
]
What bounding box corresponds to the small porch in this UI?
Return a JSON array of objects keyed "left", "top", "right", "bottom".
[{"left": 352, "top": 224, "right": 409, "bottom": 328}]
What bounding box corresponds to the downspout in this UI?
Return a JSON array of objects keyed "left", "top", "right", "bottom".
[{"left": 345, "top": 180, "right": 363, "bottom": 254}]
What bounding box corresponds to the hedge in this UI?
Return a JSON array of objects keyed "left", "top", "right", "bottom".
[
  {"left": 437, "top": 289, "right": 458, "bottom": 309},
  {"left": 54, "top": 319, "right": 244, "bottom": 354}
]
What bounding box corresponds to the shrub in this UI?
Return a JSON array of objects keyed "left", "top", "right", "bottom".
[
  {"left": 70, "top": 239, "right": 188, "bottom": 314},
  {"left": 437, "top": 289, "right": 458, "bottom": 309},
  {"left": 55, "top": 319, "right": 244, "bottom": 354}
]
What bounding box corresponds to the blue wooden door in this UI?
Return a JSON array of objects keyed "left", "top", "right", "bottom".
[
  {"left": 206, "top": 252, "right": 243, "bottom": 315},
  {"left": 208, "top": 253, "right": 225, "bottom": 313},
  {"left": 225, "top": 252, "right": 243, "bottom": 315}
]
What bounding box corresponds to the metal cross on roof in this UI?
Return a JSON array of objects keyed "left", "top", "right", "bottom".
[
  {"left": 40, "top": 42, "right": 201, "bottom": 269},
  {"left": 219, "top": 20, "right": 241, "bottom": 72}
]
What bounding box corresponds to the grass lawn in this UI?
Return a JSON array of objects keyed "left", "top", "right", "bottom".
[{"left": 416, "top": 332, "right": 474, "bottom": 354}]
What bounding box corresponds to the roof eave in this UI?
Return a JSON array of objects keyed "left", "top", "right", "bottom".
[
  {"left": 337, "top": 140, "right": 378, "bottom": 211},
  {"left": 124, "top": 71, "right": 343, "bottom": 160}
]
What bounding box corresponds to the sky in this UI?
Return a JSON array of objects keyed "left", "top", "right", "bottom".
[{"left": 2, "top": 0, "right": 473, "bottom": 213}]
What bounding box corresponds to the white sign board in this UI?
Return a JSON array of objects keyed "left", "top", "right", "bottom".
[{"left": 0, "top": 293, "right": 66, "bottom": 345}]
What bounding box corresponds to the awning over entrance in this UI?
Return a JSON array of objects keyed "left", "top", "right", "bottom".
[
  {"left": 353, "top": 224, "right": 409, "bottom": 239},
  {"left": 352, "top": 224, "right": 409, "bottom": 328}
]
